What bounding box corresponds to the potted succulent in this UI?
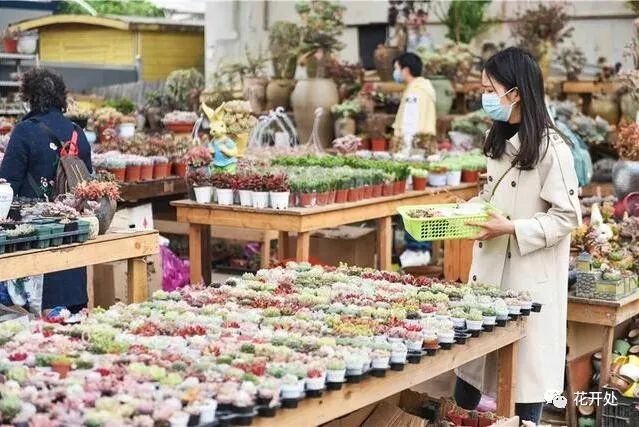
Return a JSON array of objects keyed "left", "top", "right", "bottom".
[
  {"left": 449, "top": 307, "right": 467, "bottom": 329},
  {"left": 326, "top": 358, "right": 346, "bottom": 384},
  {"left": 331, "top": 100, "right": 361, "bottom": 138},
  {"left": 187, "top": 169, "right": 213, "bottom": 204},
  {"left": 482, "top": 307, "right": 497, "bottom": 332},
  {"left": 151, "top": 156, "right": 170, "bottom": 180},
  {"left": 138, "top": 157, "right": 154, "bottom": 181},
  {"left": 280, "top": 374, "right": 301, "bottom": 400},
  {"left": 124, "top": 156, "right": 142, "bottom": 182},
  {"left": 305, "top": 367, "right": 326, "bottom": 393},
  {"left": 233, "top": 174, "right": 253, "bottom": 207},
  {"left": 117, "top": 115, "right": 137, "bottom": 139},
  {"left": 2, "top": 27, "right": 20, "bottom": 53},
  {"left": 267, "top": 173, "right": 290, "bottom": 210},
  {"left": 411, "top": 168, "right": 428, "bottom": 191},
  {"left": 267, "top": 21, "right": 301, "bottom": 110},
  {"left": 162, "top": 110, "right": 198, "bottom": 134},
  {"left": 393, "top": 164, "right": 410, "bottom": 194},
  {"left": 50, "top": 355, "right": 73, "bottom": 379},
  {"left": 428, "top": 163, "right": 448, "bottom": 187},
  {"left": 93, "top": 107, "right": 123, "bottom": 141},
  {"left": 250, "top": 173, "right": 269, "bottom": 209},
  {"left": 165, "top": 68, "right": 205, "bottom": 112},
  {"left": 445, "top": 160, "right": 462, "bottom": 186},
  {"left": 73, "top": 180, "right": 120, "bottom": 234},
  {"left": 461, "top": 157, "right": 486, "bottom": 183},
  {"left": 390, "top": 342, "right": 408, "bottom": 365},
  {"left": 466, "top": 308, "right": 484, "bottom": 331},
  {"left": 105, "top": 157, "right": 126, "bottom": 182},
  {"left": 335, "top": 175, "right": 350, "bottom": 204},
  {"left": 211, "top": 173, "right": 234, "bottom": 206}
]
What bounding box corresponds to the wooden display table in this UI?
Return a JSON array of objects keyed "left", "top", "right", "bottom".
[
  {"left": 172, "top": 184, "right": 478, "bottom": 283},
  {"left": 120, "top": 177, "right": 187, "bottom": 203},
  {"left": 567, "top": 292, "right": 639, "bottom": 388},
  {"left": 0, "top": 231, "right": 159, "bottom": 303},
  {"left": 253, "top": 320, "right": 526, "bottom": 426},
  {"left": 579, "top": 181, "right": 615, "bottom": 199}
]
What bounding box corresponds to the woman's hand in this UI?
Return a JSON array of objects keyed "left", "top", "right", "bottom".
[{"left": 467, "top": 211, "right": 515, "bottom": 241}]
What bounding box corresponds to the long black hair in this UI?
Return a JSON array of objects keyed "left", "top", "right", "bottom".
[
  {"left": 483, "top": 47, "right": 554, "bottom": 170},
  {"left": 20, "top": 68, "right": 67, "bottom": 114}
]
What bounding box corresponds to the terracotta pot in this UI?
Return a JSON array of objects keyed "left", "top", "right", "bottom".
[
  {"left": 360, "top": 138, "right": 371, "bottom": 151},
  {"left": 374, "top": 45, "right": 402, "bottom": 81},
  {"left": 140, "top": 164, "right": 154, "bottom": 181},
  {"left": 125, "top": 165, "right": 141, "bottom": 182},
  {"left": 427, "top": 76, "right": 455, "bottom": 116},
  {"left": 462, "top": 170, "right": 480, "bottom": 183},
  {"left": 328, "top": 190, "right": 336, "bottom": 204},
  {"left": 335, "top": 189, "right": 349, "bottom": 203},
  {"left": 266, "top": 79, "right": 296, "bottom": 110},
  {"left": 243, "top": 76, "right": 268, "bottom": 114},
  {"left": 315, "top": 192, "right": 329, "bottom": 206},
  {"left": 95, "top": 197, "right": 117, "bottom": 234},
  {"left": 382, "top": 183, "right": 394, "bottom": 197},
  {"left": 371, "top": 138, "right": 387, "bottom": 152},
  {"left": 291, "top": 78, "right": 339, "bottom": 147},
  {"left": 372, "top": 184, "right": 383, "bottom": 198},
  {"left": 289, "top": 193, "right": 297, "bottom": 207},
  {"left": 461, "top": 417, "right": 478, "bottom": 427},
  {"left": 334, "top": 116, "right": 356, "bottom": 138},
  {"left": 393, "top": 180, "right": 407, "bottom": 194},
  {"left": 299, "top": 193, "right": 315, "bottom": 208},
  {"left": 347, "top": 188, "right": 359, "bottom": 202},
  {"left": 173, "top": 162, "right": 187, "bottom": 178},
  {"left": 3, "top": 38, "right": 17, "bottom": 53},
  {"left": 362, "top": 185, "right": 373, "bottom": 199},
  {"left": 413, "top": 176, "right": 427, "bottom": 191},
  {"left": 153, "top": 163, "right": 169, "bottom": 179},
  {"left": 51, "top": 362, "right": 71, "bottom": 379},
  {"left": 108, "top": 168, "right": 126, "bottom": 182},
  {"left": 166, "top": 122, "right": 194, "bottom": 134}
]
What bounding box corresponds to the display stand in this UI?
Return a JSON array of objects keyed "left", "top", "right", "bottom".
[
  {"left": 0, "top": 231, "right": 159, "bottom": 303},
  {"left": 252, "top": 320, "right": 526, "bottom": 426},
  {"left": 172, "top": 184, "right": 478, "bottom": 283},
  {"left": 567, "top": 292, "right": 639, "bottom": 424}
]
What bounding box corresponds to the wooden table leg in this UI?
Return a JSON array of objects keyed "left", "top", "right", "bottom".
[
  {"left": 127, "top": 258, "right": 148, "bottom": 303},
  {"left": 496, "top": 340, "right": 519, "bottom": 417},
  {"left": 377, "top": 216, "right": 392, "bottom": 271},
  {"left": 296, "top": 231, "right": 310, "bottom": 262},
  {"left": 278, "top": 231, "right": 289, "bottom": 262},
  {"left": 597, "top": 326, "right": 616, "bottom": 425},
  {"left": 260, "top": 237, "right": 271, "bottom": 269},
  {"left": 189, "top": 223, "right": 211, "bottom": 284}
]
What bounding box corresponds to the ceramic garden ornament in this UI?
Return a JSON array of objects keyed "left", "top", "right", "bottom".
[{"left": 202, "top": 102, "right": 238, "bottom": 173}]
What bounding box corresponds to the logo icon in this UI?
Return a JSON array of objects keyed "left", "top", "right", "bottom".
[{"left": 544, "top": 390, "right": 567, "bottom": 409}]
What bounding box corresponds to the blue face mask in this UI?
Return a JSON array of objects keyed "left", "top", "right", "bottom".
[
  {"left": 482, "top": 87, "right": 518, "bottom": 122},
  {"left": 393, "top": 68, "right": 404, "bottom": 83}
]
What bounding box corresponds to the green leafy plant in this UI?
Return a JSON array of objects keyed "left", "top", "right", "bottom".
[
  {"left": 102, "top": 97, "right": 136, "bottom": 115},
  {"left": 269, "top": 21, "right": 302, "bottom": 79},
  {"left": 57, "top": 0, "right": 164, "bottom": 16},
  {"left": 331, "top": 100, "right": 361, "bottom": 118},
  {"left": 417, "top": 42, "right": 475, "bottom": 82},
  {"left": 437, "top": 0, "right": 491, "bottom": 44},
  {"left": 165, "top": 68, "right": 205, "bottom": 111}
]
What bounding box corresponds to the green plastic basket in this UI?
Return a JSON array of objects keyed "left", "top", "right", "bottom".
[{"left": 398, "top": 203, "right": 496, "bottom": 241}]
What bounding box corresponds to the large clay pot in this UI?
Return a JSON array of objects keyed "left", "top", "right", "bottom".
[
  {"left": 243, "top": 76, "right": 268, "bottom": 113},
  {"left": 427, "top": 76, "right": 455, "bottom": 116},
  {"left": 94, "top": 197, "right": 117, "bottom": 235},
  {"left": 291, "top": 78, "right": 339, "bottom": 147},
  {"left": 612, "top": 160, "right": 639, "bottom": 200},
  {"left": 374, "top": 45, "right": 402, "bottom": 81},
  {"left": 334, "top": 117, "right": 356, "bottom": 138},
  {"left": 620, "top": 92, "right": 639, "bottom": 122},
  {"left": 146, "top": 106, "right": 162, "bottom": 132},
  {"left": 266, "top": 79, "right": 296, "bottom": 110},
  {"left": 588, "top": 92, "right": 620, "bottom": 125}
]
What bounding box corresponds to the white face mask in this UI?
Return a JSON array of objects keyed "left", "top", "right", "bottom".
[{"left": 481, "top": 87, "right": 518, "bottom": 122}]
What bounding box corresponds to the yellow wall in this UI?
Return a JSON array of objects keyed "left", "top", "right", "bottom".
[
  {"left": 139, "top": 31, "right": 204, "bottom": 81},
  {"left": 40, "top": 25, "right": 135, "bottom": 66}
]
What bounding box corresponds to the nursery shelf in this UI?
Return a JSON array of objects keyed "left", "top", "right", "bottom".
[
  {"left": 172, "top": 183, "right": 479, "bottom": 284},
  {"left": 253, "top": 320, "right": 527, "bottom": 426},
  {"left": 119, "top": 176, "right": 188, "bottom": 203},
  {"left": 0, "top": 230, "right": 159, "bottom": 303}
]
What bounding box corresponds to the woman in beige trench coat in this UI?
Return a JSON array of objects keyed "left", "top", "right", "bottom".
[{"left": 454, "top": 48, "right": 582, "bottom": 423}]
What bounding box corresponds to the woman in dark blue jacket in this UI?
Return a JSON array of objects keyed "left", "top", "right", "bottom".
[{"left": 0, "top": 68, "right": 92, "bottom": 312}]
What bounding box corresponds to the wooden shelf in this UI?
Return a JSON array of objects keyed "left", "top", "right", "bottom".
[
  {"left": 562, "top": 80, "right": 620, "bottom": 94},
  {"left": 253, "top": 320, "right": 527, "bottom": 426},
  {"left": 119, "top": 177, "right": 188, "bottom": 202},
  {"left": 0, "top": 53, "right": 38, "bottom": 61}
]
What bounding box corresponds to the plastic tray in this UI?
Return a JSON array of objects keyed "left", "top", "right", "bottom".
[
  {"left": 398, "top": 203, "right": 496, "bottom": 241},
  {"left": 0, "top": 230, "right": 90, "bottom": 254},
  {"left": 601, "top": 386, "right": 639, "bottom": 427}
]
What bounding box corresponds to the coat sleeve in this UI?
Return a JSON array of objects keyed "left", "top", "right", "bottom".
[
  {"left": 0, "top": 126, "right": 30, "bottom": 194},
  {"left": 513, "top": 142, "right": 582, "bottom": 256},
  {"left": 417, "top": 87, "right": 436, "bottom": 136}
]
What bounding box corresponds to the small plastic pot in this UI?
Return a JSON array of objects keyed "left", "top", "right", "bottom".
[
  {"left": 125, "top": 165, "right": 141, "bottom": 182},
  {"left": 335, "top": 189, "right": 349, "bottom": 203},
  {"left": 216, "top": 188, "right": 234, "bottom": 206},
  {"left": 108, "top": 168, "right": 126, "bottom": 182},
  {"left": 371, "top": 138, "right": 387, "bottom": 152},
  {"left": 413, "top": 176, "right": 427, "bottom": 191},
  {"left": 140, "top": 164, "right": 154, "bottom": 181},
  {"left": 347, "top": 188, "right": 359, "bottom": 203},
  {"left": 462, "top": 169, "right": 480, "bottom": 183},
  {"left": 173, "top": 162, "right": 187, "bottom": 178},
  {"left": 393, "top": 180, "right": 407, "bottom": 194},
  {"left": 382, "top": 183, "right": 394, "bottom": 196},
  {"left": 299, "top": 193, "right": 315, "bottom": 208},
  {"left": 372, "top": 184, "right": 383, "bottom": 197}
]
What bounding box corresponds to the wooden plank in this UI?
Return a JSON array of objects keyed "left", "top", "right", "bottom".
[
  {"left": 562, "top": 80, "right": 619, "bottom": 94},
  {"left": 443, "top": 240, "right": 460, "bottom": 281},
  {"left": 188, "top": 224, "right": 211, "bottom": 284},
  {"left": 496, "top": 341, "right": 518, "bottom": 417},
  {"left": 567, "top": 292, "right": 639, "bottom": 327},
  {"left": 458, "top": 239, "right": 474, "bottom": 283},
  {"left": 278, "top": 231, "right": 289, "bottom": 261},
  {"left": 154, "top": 219, "right": 278, "bottom": 242},
  {"left": 127, "top": 257, "right": 148, "bottom": 303},
  {"left": 296, "top": 231, "right": 310, "bottom": 262},
  {"left": 119, "top": 177, "right": 187, "bottom": 202},
  {"left": 377, "top": 216, "right": 392, "bottom": 271},
  {"left": 260, "top": 239, "right": 271, "bottom": 269},
  {"left": 599, "top": 326, "right": 616, "bottom": 390},
  {"left": 0, "top": 232, "right": 158, "bottom": 281},
  {"left": 579, "top": 181, "right": 615, "bottom": 199},
  {"left": 253, "top": 320, "right": 527, "bottom": 427}
]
